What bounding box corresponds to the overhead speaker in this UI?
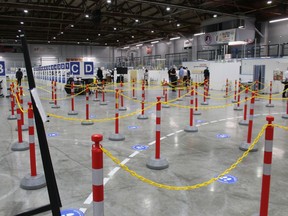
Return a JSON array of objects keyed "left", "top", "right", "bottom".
[{"left": 92, "top": 9, "right": 102, "bottom": 24}]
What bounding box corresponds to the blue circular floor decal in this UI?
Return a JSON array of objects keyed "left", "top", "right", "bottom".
[
  {"left": 90, "top": 114, "right": 96, "bottom": 118},
  {"left": 48, "top": 132, "right": 59, "bottom": 137},
  {"left": 216, "top": 134, "right": 230, "bottom": 138},
  {"left": 132, "top": 145, "right": 149, "bottom": 151},
  {"left": 128, "top": 125, "right": 139, "bottom": 130},
  {"left": 61, "top": 209, "right": 84, "bottom": 216},
  {"left": 196, "top": 120, "right": 205, "bottom": 123},
  {"left": 217, "top": 175, "right": 238, "bottom": 184}
]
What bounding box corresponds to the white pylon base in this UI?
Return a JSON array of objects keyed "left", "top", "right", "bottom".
[
  {"left": 81, "top": 120, "right": 94, "bottom": 125},
  {"left": 184, "top": 125, "right": 198, "bottom": 132},
  {"left": 233, "top": 106, "right": 243, "bottom": 111},
  {"left": 193, "top": 111, "right": 201, "bottom": 115},
  {"left": 109, "top": 133, "right": 125, "bottom": 141},
  {"left": 49, "top": 101, "right": 54, "bottom": 104},
  {"left": 223, "top": 95, "right": 229, "bottom": 98},
  {"left": 132, "top": 97, "right": 137, "bottom": 100},
  {"left": 239, "top": 120, "right": 249, "bottom": 126},
  {"left": 20, "top": 173, "right": 46, "bottom": 190},
  {"left": 93, "top": 98, "right": 100, "bottom": 102},
  {"left": 231, "top": 99, "right": 237, "bottom": 103},
  {"left": 7, "top": 115, "right": 17, "bottom": 120},
  {"left": 119, "top": 107, "right": 127, "bottom": 111},
  {"left": 282, "top": 114, "right": 288, "bottom": 119},
  {"left": 11, "top": 141, "right": 29, "bottom": 151},
  {"left": 201, "top": 101, "right": 209, "bottom": 105},
  {"left": 266, "top": 104, "right": 274, "bottom": 107},
  {"left": 137, "top": 114, "right": 148, "bottom": 119},
  {"left": 100, "top": 102, "right": 107, "bottom": 105},
  {"left": 16, "top": 124, "right": 29, "bottom": 131},
  {"left": 162, "top": 104, "right": 170, "bottom": 108},
  {"left": 146, "top": 157, "right": 169, "bottom": 170},
  {"left": 239, "top": 142, "right": 258, "bottom": 152},
  {"left": 51, "top": 105, "right": 60, "bottom": 109},
  {"left": 68, "top": 111, "right": 78, "bottom": 115},
  {"left": 177, "top": 98, "right": 183, "bottom": 101}
]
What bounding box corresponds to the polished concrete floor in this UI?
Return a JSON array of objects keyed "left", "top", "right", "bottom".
[{"left": 0, "top": 80, "right": 288, "bottom": 216}]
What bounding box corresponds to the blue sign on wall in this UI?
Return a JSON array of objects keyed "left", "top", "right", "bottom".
[
  {"left": 70, "top": 62, "right": 80, "bottom": 75},
  {"left": 217, "top": 175, "right": 238, "bottom": 184},
  {"left": 65, "top": 62, "right": 70, "bottom": 69},
  {"left": 61, "top": 209, "right": 84, "bottom": 216},
  {"left": 61, "top": 63, "right": 65, "bottom": 69},
  {"left": 57, "top": 64, "right": 61, "bottom": 69},
  {"left": 84, "top": 62, "right": 94, "bottom": 75},
  {"left": 0, "top": 61, "right": 5, "bottom": 76},
  {"left": 132, "top": 145, "right": 149, "bottom": 151}
]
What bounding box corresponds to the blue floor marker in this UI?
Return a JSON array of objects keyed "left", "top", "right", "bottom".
[
  {"left": 132, "top": 144, "right": 149, "bottom": 151},
  {"left": 90, "top": 114, "right": 96, "bottom": 118},
  {"left": 128, "top": 125, "right": 139, "bottom": 130},
  {"left": 48, "top": 132, "right": 59, "bottom": 137},
  {"left": 61, "top": 209, "right": 84, "bottom": 216},
  {"left": 216, "top": 133, "right": 230, "bottom": 138},
  {"left": 196, "top": 119, "right": 205, "bottom": 123},
  {"left": 217, "top": 175, "right": 238, "bottom": 184}
]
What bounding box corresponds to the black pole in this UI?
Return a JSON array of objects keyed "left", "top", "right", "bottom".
[{"left": 20, "top": 33, "right": 61, "bottom": 216}]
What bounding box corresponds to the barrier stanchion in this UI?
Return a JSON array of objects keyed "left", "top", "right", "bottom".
[
  {"left": 258, "top": 116, "right": 274, "bottom": 216},
  {"left": 146, "top": 97, "right": 169, "bottom": 170},
  {"left": 16, "top": 86, "right": 29, "bottom": 131},
  {"left": 137, "top": 81, "right": 148, "bottom": 119},
  {"left": 9, "top": 83, "right": 15, "bottom": 112},
  {"left": 109, "top": 89, "right": 125, "bottom": 141},
  {"left": 239, "top": 86, "right": 249, "bottom": 125},
  {"left": 201, "top": 79, "right": 208, "bottom": 105},
  {"left": 232, "top": 80, "right": 237, "bottom": 103},
  {"left": 8, "top": 85, "right": 17, "bottom": 120},
  {"left": 91, "top": 134, "right": 104, "bottom": 216},
  {"left": 266, "top": 81, "right": 274, "bottom": 107},
  {"left": 239, "top": 92, "right": 258, "bottom": 152},
  {"left": 11, "top": 108, "right": 29, "bottom": 151},
  {"left": 81, "top": 85, "right": 94, "bottom": 125},
  {"left": 282, "top": 99, "right": 288, "bottom": 119},
  {"left": 100, "top": 81, "right": 107, "bottom": 105},
  {"left": 255, "top": 80, "right": 260, "bottom": 101},
  {"left": 224, "top": 78, "right": 229, "bottom": 98},
  {"left": 51, "top": 81, "right": 60, "bottom": 108},
  {"left": 161, "top": 82, "right": 166, "bottom": 98},
  {"left": 68, "top": 82, "right": 78, "bottom": 115},
  {"left": 49, "top": 80, "right": 54, "bottom": 104},
  {"left": 184, "top": 85, "right": 198, "bottom": 132},
  {"left": 132, "top": 79, "right": 137, "bottom": 99},
  {"left": 20, "top": 102, "right": 46, "bottom": 190},
  {"left": 234, "top": 79, "right": 243, "bottom": 111},
  {"left": 119, "top": 81, "right": 127, "bottom": 111},
  {"left": 194, "top": 82, "right": 201, "bottom": 115},
  {"left": 162, "top": 88, "right": 170, "bottom": 108},
  {"left": 93, "top": 80, "right": 100, "bottom": 102},
  {"left": 177, "top": 87, "right": 183, "bottom": 101}
]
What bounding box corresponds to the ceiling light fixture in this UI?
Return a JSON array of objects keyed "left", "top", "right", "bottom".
[
  {"left": 267, "top": 1, "right": 272, "bottom": 4},
  {"left": 71, "top": 24, "right": 74, "bottom": 27},
  {"left": 151, "top": 30, "right": 154, "bottom": 33},
  {"left": 213, "top": 14, "right": 217, "bottom": 18},
  {"left": 105, "top": 43, "right": 107, "bottom": 45},
  {"left": 193, "top": 32, "right": 205, "bottom": 36},
  {"left": 24, "top": 10, "right": 28, "bottom": 13},
  {"left": 53, "top": 37, "right": 56, "bottom": 39},
  {"left": 98, "top": 34, "right": 101, "bottom": 36},
  {"left": 18, "top": 30, "right": 21, "bottom": 32},
  {"left": 170, "top": 36, "right": 180, "bottom": 40},
  {"left": 86, "top": 38, "right": 89, "bottom": 41},
  {"left": 132, "top": 35, "right": 134, "bottom": 38},
  {"left": 20, "top": 22, "right": 24, "bottom": 25},
  {"left": 85, "top": 14, "right": 89, "bottom": 18},
  {"left": 61, "top": 32, "right": 64, "bottom": 34},
  {"left": 48, "top": 41, "right": 50, "bottom": 43},
  {"left": 123, "top": 46, "right": 129, "bottom": 49},
  {"left": 166, "top": 7, "right": 171, "bottom": 11},
  {"left": 107, "top": 0, "right": 111, "bottom": 3},
  {"left": 177, "top": 23, "right": 180, "bottom": 27},
  {"left": 151, "top": 40, "right": 159, "bottom": 44},
  {"left": 114, "top": 27, "right": 117, "bottom": 30},
  {"left": 135, "top": 19, "right": 139, "bottom": 22},
  {"left": 269, "top": 17, "right": 288, "bottom": 23},
  {"left": 136, "top": 43, "right": 143, "bottom": 47},
  {"left": 228, "top": 41, "right": 248, "bottom": 46},
  {"left": 77, "top": 42, "right": 80, "bottom": 44}
]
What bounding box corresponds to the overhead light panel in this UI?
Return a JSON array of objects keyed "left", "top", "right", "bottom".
[
  {"left": 228, "top": 41, "right": 248, "bottom": 46},
  {"left": 85, "top": 14, "right": 89, "bottom": 18},
  {"left": 151, "top": 40, "right": 159, "bottom": 44},
  {"left": 176, "top": 23, "right": 181, "bottom": 27},
  {"left": 136, "top": 44, "right": 143, "bottom": 47},
  {"left": 151, "top": 30, "right": 154, "bottom": 33},
  {"left": 194, "top": 32, "right": 205, "bottom": 36},
  {"left": 123, "top": 46, "right": 129, "bottom": 49},
  {"left": 170, "top": 36, "right": 180, "bottom": 40},
  {"left": 267, "top": 1, "right": 272, "bottom": 4},
  {"left": 71, "top": 24, "right": 74, "bottom": 27},
  {"left": 20, "top": 22, "right": 24, "bottom": 25},
  {"left": 213, "top": 14, "right": 217, "bottom": 18},
  {"left": 166, "top": 7, "right": 171, "bottom": 11},
  {"left": 269, "top": 17, "right": 288, "bottom": 23},
  {"left": 24, "top": 10, "right": 28, "bottom": 13},
  {"left": 107, "top": 0, "right": 111, "bottom": 3},
  {"left": 135, "top": 19, "right": 139, "bottom": 22}
]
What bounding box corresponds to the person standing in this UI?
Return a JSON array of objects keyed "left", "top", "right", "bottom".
[
  {"left": 282, "top": 68, "right": 288, "bottom": 98},
  {"left": 144, "top": 69, "right": 149, "bottom": 86},
  {"left": 170, "top": 68, "right": 177, "bottom": 92},
  {"left": 16, "top": 68, "right": 23, "bottom": 86},
  {"left": 204, "top": 67, "right": 210, "bottom": 82},
  {"left": 97, "top": 67, "right": 103, "bottom": 82}
]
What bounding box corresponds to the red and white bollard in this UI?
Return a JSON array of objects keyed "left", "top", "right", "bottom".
[
  {"left": 161, "top": 81, "right": 166, "bottom": 98},
  {"left": 93, "top": 80, "right": 100, "bottom": 102},
  {"left": 194, "top": 82, "right": 201, "bottom": 115},
  {"left": 162, "top": 86, "right": 170, "bottom": 108},
  {"left": 17, "top": 86, "right": 29, "bottom": 131},
  {"left": 68, "top": 82, "right": 78, "bottom": 115},
  {"left": 201, "top": 79, "right": 208, "bottom": 105},
  {"left": 119, "top": 82, "right": 127, "bottom": 111},
  {"left": 7, "top": 85, "right": 17, "bottom": 120},
  {"left": 91, "top": 134, "right": 104, "bottom": 216},
  {"left": 282, "top": 99, "right": 288, "bottom": 119},
  {"left": 234, "top": 79, "right": 243, "bottom": 111},
  {"left": 146, "top": 97, "right": 169, "bottom": 170},
  {"left": 232, "top": 80, "right": 237, "bottom": 103},
  {"left": 137, "top": 81, "right": 148, "bottom": 119},
  {"left": 223, "top": 78, "right": 229, "bottom": 98},
  {"left": 11, "top": 108, "right": 29, "bottom": 151},
  {"left": 254, "top": 80, "right": 260, "bottom": 101},
  {"left": 184, "top": 85, "right": 198, "bottom": 132},
  {"left": 132, "top": 79, "right": 137, "bottom": 99},
  {"left": 20, "top": 102, "right": 46, "bottom": 190},
  {"left": 81, "top": 85, "right": 94, "bottom": 125},
  {"left": 239, "top": 92, "right": 258, "bottom": 152},
  {"left": 49, "top": 80, "right": 54, "bottom": 104},
  {"left": 258, "top": 116, "right": 274, "bottom": 216},
  {"left": 266, "top": 81, "right": 274, "bottom": 107},
  {"left": 239, "top": 86, "right": 249, "bottom": 125},
  {"left": 177, "top": 86, "right": 183, "bottom": 101},
  {"left": 109, "top": 89, "right": 125, "bottom": 141},
  {"left": 100, "top": 81, "right": 107, "bottom": 105},
  {"left": 51, "top": 81, "right": 60, "bottom": 108}
]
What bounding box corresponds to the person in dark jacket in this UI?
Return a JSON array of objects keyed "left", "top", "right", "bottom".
[
  {"left": 16, "top": 68, "right": 23, "bottom": 86},
  {"left": 97, "top": 67, "right": 103, "bottom": 82}
]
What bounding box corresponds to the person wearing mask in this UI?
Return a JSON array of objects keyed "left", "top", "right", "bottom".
[
  {"left": 16, "top": 68, "right": 23, "bottom": 86},
  {"left": 282, "top": 67, "right": 288, "bottom": 98}
]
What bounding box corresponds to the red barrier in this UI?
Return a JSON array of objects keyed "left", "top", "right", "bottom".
[
  {"left": 224, "top": 78, "right": 229, "bottom": 98},
  {"left": 239, "top": 86, "right": 249, "bottom": 125},
  {"left": 177, "top": 87, "right": 183, "bottom": 101},
  {"left": 68, "top": 82, "right": 78, "bottom": 115},
  {"left": 137, "top": 82, "right": 148, "bottom": 119},
  {"left": 146, "top": 97, "right": 169, "bottom": 170},
  {"left": 184, "top": 85, "right": 198, "bottom": 132},
  {"left": 119, "top": 82, "right": 127, "bottom": 111},
  {"left": 100, "top": 81, "right": 107, "bottom": 105},
  {"left": 91, "top": 134, "right": 104, "bottom": 216},
  {"left": 239, "top": 92, "right": 258, "bottom": 151},
  {"left": 259, "top": 116, "right": 274, "bottom": 216},
  {"left": 81, "top": 85, "right": 94, "bottom": 125},
  {"left": 234, "top": 79, "right": 243, "bottom": 111},
  {"left": 8, "top": 84, "right": 17, "bottom": 120},
  {"left": 94, "top": 80, "right": 100, "bottom": 102},
  {"left": 255, "top": 80, "right": 260, "bottom": 101},
  {"left": 51, "top": 81, "right": 60, "bottom": 108},
  {"left": 266, "top": 81, "right": 274, "bottom": 107},
  {"left": 282, "top": 99, "right": 288, "bottom": 119},
  {"left": 232, "top": 80, "right": 237, "bottom": 103},
  {"left": 162, "top": 87, "right": 170, "bottom": 108},
  {"left": 132, "top": 79, "right": 137, "bottom": 99},
  {"left": 28, "top": 102, "right": 37, "bottom": 176},
  {"left": 49, "top": 80, "right": 54, "bottom": 104},
  {"left": 194, "top": 82, "right": 201, "bottom": 115},
  {"left": 201, "top": 79, "right": 208, "bottom": 105}
]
